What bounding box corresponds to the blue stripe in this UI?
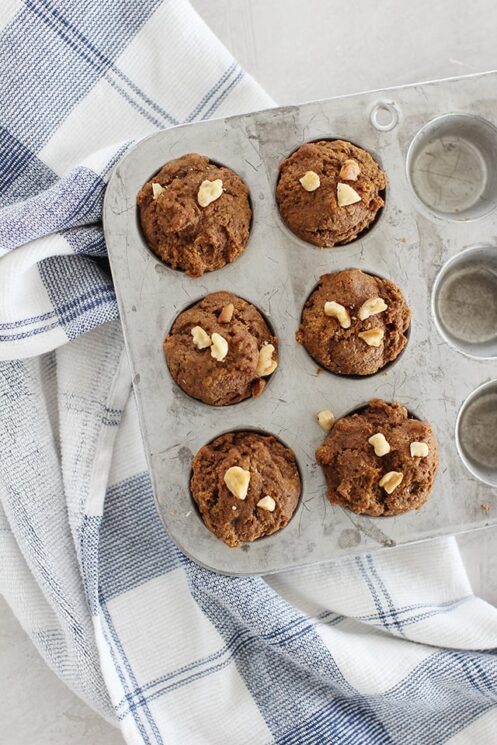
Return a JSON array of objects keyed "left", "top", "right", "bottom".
[
  {"left": 115, "top": 609, "right": 344, "bottom": 714},
  {"left": 0, "top": 286, "right": 116, "bottom": 341},
  {"left": 366, "top": 554, "right": 403, "bottom": 634},
  {"left": 277, "top": 699, "right": 392, "bottom": 745},
  {"left": 356, "top": 555, "right": 389, "bottom": 631},
  {"left": 39, "top": 255, "right": 117, "bottom": 339},
  {"left": 184, "top": 563, "right": 368, "bottom": 742},
  {"left": 99, "top": 596, "right": 155, "bottom": 745},
  {"left": 100, "top": 140, "right": 133, "bottom": 180},
  {"left": 0, "top": 320, "right": 62, "bottom": 342},
  {"left": 202, "top": 67, "right": 244, "bottom": 120},
  {"left": 0, "top": 128, "right": 57, "bottom": 206},
  {"left": 364, "top": 597, "right": 471, "bottom": 630},
  {"left": 39, "top": 0, "right": 177, "bottom": 124},
  {"left": 64, "top": 229, "right": 107, "bottom": 258},
  {"left": 99, "top": 472, "right": 186, "bottom": 600},
  {"left": 0, "top": 0, "right": 163, "bottom": 170},
  {"left": 0, "top": 285, "right": 114, "bottom": 331},
  {"left": 55, "top": 172, "right": 106, "bottom": 233},
  {"left": 119, "top": 618, "right": 332, "bottom": 718},
  {"left": 100, "top": 593, "right": 164, "bottom": 744},
  {"left": 185, "top": 62, "right": 238, "bottom": 122},
  {"left": 114, "top": 592, "right": 473, "bottom": 716},
  {"left": 0, "top": 166, "right": 106, "bottom": 252},
  {"left": 24, "top": 0, "right": 171, "bottom": 130},
  {"left": 0, "top": 128, "right": 39, "bottom": 192},
  {"left": 79, "top": 515, "right": 102, "bottom": 615}
]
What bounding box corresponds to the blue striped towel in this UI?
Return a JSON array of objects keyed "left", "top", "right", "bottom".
[{"left": 1, "top": 1, "right": 497, "bottom": 743}]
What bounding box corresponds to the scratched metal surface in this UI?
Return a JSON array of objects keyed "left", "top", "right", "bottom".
[{"left": 103, "top": 71, "right": 497, "bottom": 575}]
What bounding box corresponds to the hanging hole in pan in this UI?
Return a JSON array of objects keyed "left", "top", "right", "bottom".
[
  {"left": 456, "top": 380, "right": 497, "bottom": 487},
  {"left": 407, "top": 113, "right": 497, "bottom": 221},
  {"left": 432, "top": 245, "right": 497, "bottom": 359},
  {"left": 370, "top": 101, "right": 399, "bottom": 132}
]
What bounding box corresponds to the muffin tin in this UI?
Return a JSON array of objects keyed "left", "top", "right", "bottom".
[{"left": 103, "top": 70, "right": 497, "bottom": 575}]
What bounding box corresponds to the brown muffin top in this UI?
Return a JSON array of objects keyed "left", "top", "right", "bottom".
[
  {"left": 316, "top": 399, "right": 439, "bottom": 516},
  {"left": 137, "top": 153, "right": 251, "bottom": 277},
  {"left": 164, "top": 291, "right": 277, "bottom": 406},
  {"left": 191, "top": 431, "right": 301, "bottom": 547},
  {"left": 297, "top": 268, "right": 410, "bottom": 375},
  {"left": 276, "top": 140, "right": 386, "bottom": 246}
]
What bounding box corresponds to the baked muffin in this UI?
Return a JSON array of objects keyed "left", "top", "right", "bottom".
[
  {"left": 297, "top": 268, "right": 410, "bottom": 375},
  {"left": 316, "top": 399, "right": 439, "bottom": 516},
  {"left": 137, "top": 153, "right": 251, "bottom": 277},
  {"left": 191, "top": 431, "right": 301, "bottom": 547},
  {"left": 276, "top": 140, "right": 386, "bottom": 246},
  {"left": 164, "top": 291, "right": 277, "bottom": 406}
]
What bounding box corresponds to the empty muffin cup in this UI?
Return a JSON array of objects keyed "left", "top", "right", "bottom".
[
  {"left": 432, "top": 245, "right": 497, "bottom": 359},
  {"left": 456, "top": 380, "right": 497, "bottom": 486},
  {"left": 407, "top": 113, "right": 497, "bottom": 221}
]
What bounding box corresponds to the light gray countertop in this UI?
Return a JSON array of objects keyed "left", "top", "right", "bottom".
[{"left": 2, "top": 1, "right": 497, "bottom": 742}]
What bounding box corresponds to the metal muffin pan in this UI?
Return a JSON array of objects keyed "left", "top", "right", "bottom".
[{"left": 104, "top": 70, "right": 497, "bottom": 575}]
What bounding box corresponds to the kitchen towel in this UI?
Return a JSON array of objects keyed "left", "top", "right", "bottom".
[{"left": 1, "top": 1, "right": 497, "bottom": 743}]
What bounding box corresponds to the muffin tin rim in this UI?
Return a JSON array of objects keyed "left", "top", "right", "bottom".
[
  {"left": 405, "top": 110, "right": 497, "bottom": 223},
  {"left": 430, "top": 242, "right": 497, "bottom": 361},
  {"left": 455, "top": 378, "right": 497, "bottom": 487}
]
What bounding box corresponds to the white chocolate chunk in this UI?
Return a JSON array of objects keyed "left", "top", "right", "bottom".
[
  {"left": 324, "top": 301, "right": 351, "bottom": 329},
  {"left": 152, "top": 182, "right": 165, "bottom": 199},
  {"left": 210, "top": 332, "right": 228, "bottom": 361},
  {"left": 197, "top": 179, "right": 223, "bottom": 207},
  {"left": 410, "top": 441, "right": 429, "bottom": 458},
  {"left": 299, "top": 170, "right": 321, "bottom": 192},
  {"left": 358, "top": 328, "right": 384, "bottom": 347},
  {"left": 317, "top": 410, "right": 335, "bottom": 432},
  {"left": 358, "top": 297, "right": 388, "bottom": 321},
  {"left": 379, "top": 471, "right": 403, "bottom": 494},
  {"left": 257, "top": 495, "right": 276, "bottom": 512},
  {"left": 339, "top": 159, "right": 361, "bottom": 181},
  {"left": 368, "top": 432, "right": 391, "bottom": 457},
  {"left": 256, "top": 344, "right": 277, "bottom": 376},
  {"left": 191, "top": 326, "right": 212, "bottom": 349},
  {"left": 337, "top": 182, "right": 361, "bottom": 207},
  {"left": 224, "top": 466, "right": 250, "bottom": 500}
]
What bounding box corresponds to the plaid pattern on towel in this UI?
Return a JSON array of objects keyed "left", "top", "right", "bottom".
[{"left": 1, "top": 1, "right": 497, "bottom": 743}]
